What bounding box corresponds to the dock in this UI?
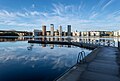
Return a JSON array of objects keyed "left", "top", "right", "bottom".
[
  {"left": 28, "top": 40, "right": 102, "bottom": 50},
  {"left": 28, "top": 40, "right": 120, "bottom": 81}
]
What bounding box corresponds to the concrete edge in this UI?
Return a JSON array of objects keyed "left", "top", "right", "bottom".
[
  {"left": 55, "top": 64, "right": 87, "bottom": 81},
  {"left": 55, "top": 47, "right": 102, "bottom": 81},
  {"left": 85, "top": 47, "right": 102, "bottom": 63}
]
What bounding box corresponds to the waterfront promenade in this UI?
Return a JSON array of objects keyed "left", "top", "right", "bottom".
[
  {"left": 28, "top": 40, "right": 120, "bottom": 81},
  {"left": 56, "top": 47, "right": 120, "bottom": 81}
]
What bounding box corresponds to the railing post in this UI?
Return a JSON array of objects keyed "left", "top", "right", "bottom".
[
  {"left": 77, "top": 51, "right": 86, "bottom": 64},
  {"left": 118, "top": 41, "right": 120, "bottom": 50}
]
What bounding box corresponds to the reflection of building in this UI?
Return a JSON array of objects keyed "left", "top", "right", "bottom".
[
  {"left": 39, "top": 43, "right": 73, "bottom": 49},
  {"left": 59, "top": 37, "right": 62, "bottom": 41},
  {"left": 0, "top": 37, "right": 32, "bottom": 42},
  {"left": 42, "top": 44, "right": 46, "bottom": 47},
  {"left": 59, "top": 25, "right": 62, "bottom": 36},
  {"left": 67, "top": 25, "right": 71, "bottom": 36},
  {"left": 42, "top": 37, "right": 46, "bottom": 41},
  {"left": 42, "top": 25, "right": 46, "bottom": 36},
  {"left": 42, "top": 37, "right": 46, "bottom": 47},
  {"left": 50, "top": 24, "right": 54, "bottom": 36},
  {"left": 50, "top": 44, "right": 54, "bottom": 49},
  {"left": 50, "top": 37, "right": 54, "bottom": 41}
]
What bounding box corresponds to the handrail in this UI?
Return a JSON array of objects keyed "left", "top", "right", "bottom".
[{"left": 77, "top": 51, "right": 86, "bottom": 64}]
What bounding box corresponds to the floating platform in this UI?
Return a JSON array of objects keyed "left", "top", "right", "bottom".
[{"left": 28, "top": 40, "right": 97, "bottom": 50}]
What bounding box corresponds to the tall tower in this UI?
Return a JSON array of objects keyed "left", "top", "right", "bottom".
[
  {"left": 42, "top": 25, "right": 46, "bottom": 36},
  {"left": 67, "top": 25, "right": 71, "bottom": 36},
  {"left": 59, "top": 25, "right": 62, "bottom": 36},
  {"left": 50, "top": 24, "right": 54, "bottom": 36}
]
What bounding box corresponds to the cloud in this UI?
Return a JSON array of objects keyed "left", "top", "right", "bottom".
[
  {"left": 106, "top": 9, "right": 120, "bottom": 22},
  {"left": 16, "top": 12, "right": 26, "bottom": 17},
  {"left": 32, "top": 4, "right": 35, "bottom": 8},
  {"left": 0, "top": 10, "right": 16, "bottom": 18},
  {"left": 89, "top": 12, "right": 98, "bottom": 19},
  {"left": 0, "top": 9, "right": 49, "bottom": 28},
  {"left": 30, "top": 11, "right": 40, "bottom": 16},
  {"left": 52, "top": 3, "right": 64, "bottom": 16},
  {"left": 52, "top": 3, "right": 83, "bottom": 18},
  {"left": 102, "top": 0, "right": 114, "bottom": 10},
  {"left": 0, "top": 2, "right": 120, "bottom": 31}
]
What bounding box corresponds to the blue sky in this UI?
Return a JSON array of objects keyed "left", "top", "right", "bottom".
[{"left": 0, "top": 0, "right": 120, "bottom": 31}]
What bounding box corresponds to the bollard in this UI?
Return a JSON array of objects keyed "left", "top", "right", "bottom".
[{"left": 118, "top": 41, "right": 120, "bottom": 50}]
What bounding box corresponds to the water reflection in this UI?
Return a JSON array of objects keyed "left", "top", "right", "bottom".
[
  {"left": 32, "top": 37, "right": 117, "bottom": 47},
  {"left": 0, "top": 36, "right": 119, "bottom": 47},
  {"left": 27, "top": 44, "right": 34, "bottom": 50},
  {"left": 0, "top": 41, "right": 91, "bottom": 81},
  {"left": 0, "top": 37, "right": 119, "bottom": 81},
  {"left": 0, "top": 36, "right": 32, "bottom": 42},
  {"left": 27, "top": 43, "right": 79, "bottom": 51}
]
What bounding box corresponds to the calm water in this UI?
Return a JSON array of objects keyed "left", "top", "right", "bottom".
[
  {"left": 0, "top": 38, "right": 91, "bottom": 81},
  {"left": 0, "top": 36, "right": 119, "bottom": 81}
]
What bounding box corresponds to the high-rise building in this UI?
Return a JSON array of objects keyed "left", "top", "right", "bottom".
[
  {"left": 59, "top": 25, "right": 62, "bottom": 36},
  {"left": 50, "top": 24, "right": 54, "bottom": 36},
  {"left": 67, "top": 25, "right": 71, "bottom": 36},
  {"left": 42, "top": 25, "right": 46, "bottom": 36}
]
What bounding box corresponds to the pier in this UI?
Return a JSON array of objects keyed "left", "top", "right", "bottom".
[
  {"left": 28, "top": 38, "right": 115, "bottom": 50},
  {"left": 28, "top": 40, "right": 96, "bottom": 50},
  {"left": 28, "top": 40, "right": 120, "bottom": 81}
]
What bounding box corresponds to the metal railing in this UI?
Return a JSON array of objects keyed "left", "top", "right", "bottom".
[{"left": 77, "top": 51, "right": 86, "bottom": 64}]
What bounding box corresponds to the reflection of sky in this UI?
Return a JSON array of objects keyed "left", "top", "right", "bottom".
[
  {"left": 0, "top": 41, "right": 91, "bottom": 81},
  {"left": 0, "top": 42, "right": 91, "bottom": 68}
]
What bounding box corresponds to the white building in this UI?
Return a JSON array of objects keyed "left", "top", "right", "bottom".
[
  {"left": 59, "top": 25, "right": 62, "bottom": 36},
  {"left": 33, "top": 29, "right": 42, "bottom": 36},
  {"left": 90, "top": 31, "right": 100, "bottom": 37},
  {"left": 50, "top": 24, "right": 54, "bottom": 36},
  {"left": 114, "top": 30, "right": 120, "bottom": 36},
  {"left": 81, "top": 31, "right": 89, "bottom": 37},
  {"left": 46, "top": 31, "right": 50, "bottom": 36},
  {"left": 72, "top": 31, "right": 80, "bottom": 36}
]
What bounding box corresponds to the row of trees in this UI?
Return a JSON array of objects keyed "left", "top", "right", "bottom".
[{"left": 0, "top": 32, "right": 19, "bottom": 36}]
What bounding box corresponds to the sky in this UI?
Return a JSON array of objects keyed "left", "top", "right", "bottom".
[{"left": 0, "top": 0, "right": 120, "bottom": 31}]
